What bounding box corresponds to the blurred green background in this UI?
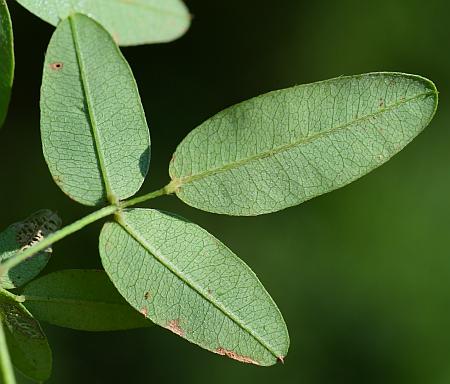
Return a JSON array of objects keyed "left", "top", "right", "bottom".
[{"left": 1, "top": 0, "right": 449, "bottom": 383}]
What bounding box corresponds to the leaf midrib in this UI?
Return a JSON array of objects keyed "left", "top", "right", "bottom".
[
  {"left": 173, "top": 90, "right": 435, "bottom": 187},
  {"left": 117, "top": 215, "right": 281, "bottom": 362},
  {"left": 24, "top": 295, "right": 131, "bottom": 308},
  {"left": 69, "top": 15, "right": 115, "bottom": 203}
]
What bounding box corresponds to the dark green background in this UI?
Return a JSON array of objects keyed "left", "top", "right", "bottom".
[{"left": 1, "top": 0, "right": 449, "bottom": 383}]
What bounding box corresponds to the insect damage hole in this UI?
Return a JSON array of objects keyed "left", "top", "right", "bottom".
[
  {"left": 50, "top": 62, "right": 63, "bottom": 71},
  {"left": 15, "top": 210, "right": 62, "bottom": 253}
]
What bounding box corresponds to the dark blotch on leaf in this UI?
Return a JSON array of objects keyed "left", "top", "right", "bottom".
[{"left": 50, "top": 62, "right": 63, "bottom": 71}]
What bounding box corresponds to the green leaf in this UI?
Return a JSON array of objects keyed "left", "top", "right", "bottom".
[
  {"left": 99, "top": 208, "right": 289, "bottom": 366},
  {"left": 22, "top": 269, "right": 151, "bottom": 331},
  {"left": 41, "top": 14, "right": 150, "bottom": 206},
  {"left": 0, "top": 0, "right": 14, "bottom": 128},
  {"left": 0, "top": 293, "right": 52, "bottom": 382},
  {"left": 169, "top": 72, "right": 438, "bottom": 216},
  {"left": 15, "top": 0, "right": 190, "bottom": 46},
  {"left": 0, "top": 210, "right": 61, "bottom": 289}
]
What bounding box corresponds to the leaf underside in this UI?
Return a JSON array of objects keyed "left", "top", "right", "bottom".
[
  {"left": 0, "top": 210, "right": 61, "bottom": 289},
  {"left": 23, "top": 269, "right": 151, "bottom": 331},
  {"left": 0, "top": 0, "right": 14, "bottom": 128},
  {"left": 169, "top": 72, "right": 438, "bottom": 216},
  {"left": 0, "top": 295, "right": 52, "bottom": 382},
  {"left": 15, "top": 0, "right": 190, "bottom": 46},
  {"left": 41, "top": 14, "right": 150, "bottom": 206},
  {"left": 99, "top": 209, "right": 289, "bottom": 366}
]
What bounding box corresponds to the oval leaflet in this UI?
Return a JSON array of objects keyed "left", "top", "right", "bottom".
[{"left": 169, "top": 73, "right": 438, "bottom": 216}]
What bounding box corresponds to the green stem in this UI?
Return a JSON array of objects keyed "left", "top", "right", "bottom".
[
  {"left": 0, "top": 288, "right": 23, "bottom": 303},
  {"left": 0, "top": 205, "right": 117, "bottom": 278},
  {"left": 0, "top": 184, "right": 175, "bottom": 278},
  {"left": 0, "top": 318, "right": 16, "bottom": 384},
  {"left": 119, "top": 184, "right": 174, "bottom": 208}
]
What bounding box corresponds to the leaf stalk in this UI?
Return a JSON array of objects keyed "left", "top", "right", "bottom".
[
  {"left": 0, "top": 318, "right": 16, "bottom": 384},
  {"left": 0, "top": 184, "right": 173, "bottom": 278}
]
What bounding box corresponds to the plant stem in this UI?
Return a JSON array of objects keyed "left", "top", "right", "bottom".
[
  {"left": 0, "top": 319, "right": 16, "bottom": 384},
  {"left": 119, "top": 184, "right": 174, "bottom": 208},
  {"left": 0, "top": 184, "right": 174, "bottom": 278},
  {"left": 0, "top": 288, "right": 23, "bottom": 303},
  {"left": 0, "top": 205, "right": 117, "bottom": 278}
]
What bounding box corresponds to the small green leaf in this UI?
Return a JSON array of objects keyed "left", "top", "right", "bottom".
[
  {"left": 99, "top": 209, "right": 289, "bottom": 366},
  {"left": 41, "top": 14, "right": 150, "bottom": 206},
  {"left": 0, "top": 210, "right": 61, "bottom": 289},
  {"left": 0, "top": 293, "right": 52, "bottom": 382},
  {"left": 15, "top": 0, "right": 190, "bottom": 46},
  {"left": 22, "top": 269, "right": 151, "bottom": 331},
  {"left": 0, "top": 0, "right": 14, "bottom": 128},
  {"left": 169, "top": 73, "right": 438, "bottom": 215}
]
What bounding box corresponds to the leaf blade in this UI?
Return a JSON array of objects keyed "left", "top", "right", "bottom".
[
  {"left": 99, "top": 209, "right": 289, "bottom": 366},
  {"left": 0, "top": 294, "right": 52, "bottom": 382},
  {"left": 22, "top": 269, "right": 151, "bottom": 331},
  {"left": 15, "top": 0, "right": 190, "bottom": 46},
  {"left": 41, "top": 14, "right": 150, "bottom": 206},
  {"left": 169, "top": 72, "right": 438, "bottom": 215},
  {"left": 0, "top": 210, "right": 61, "bottom": 289},
  {"left": 0, "top": 0, "right": 14, "bottom": 128}
]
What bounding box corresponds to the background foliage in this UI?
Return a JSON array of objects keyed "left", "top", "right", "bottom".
[{"left": 1, "top": 0, "right": 449, "bottom": 383}]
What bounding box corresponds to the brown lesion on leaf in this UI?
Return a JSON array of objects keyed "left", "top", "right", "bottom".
[
  {"left": 215, "top": 347, "right": 259, "bottom": 365},
  {"left": 144, "top": 291, "right": 151, "bottom": 300},
  {"left": 379, "top": 98, "right": 385, "bottom": 108},
  {"left": 140, "top": 307, "right": 148, "bottom": 318},
  {"left": 50, "top": 62, "right": 63, "bottom": 71},
  {"left": 166, "top": 319, "right": 184, "bottom": 337}
]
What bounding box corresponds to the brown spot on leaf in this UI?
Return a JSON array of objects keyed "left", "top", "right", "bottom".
[
  {"left": 166, "top": 319, "right": 184, "bottom": 337},
  {"left": 144, "top": 291, "right": 151, "bottom": 300},
  {"left": 215, "top": 348, "right": 259, "bottom": 365},
  {"left": 140, "top": 307, "right": 148, "bottom": 317},
  {"left": 50, "top": 62, "right": 63, "bottom": 71},
  {"left": 379, "top": 98, "right": 385, "bottom": 108}
]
